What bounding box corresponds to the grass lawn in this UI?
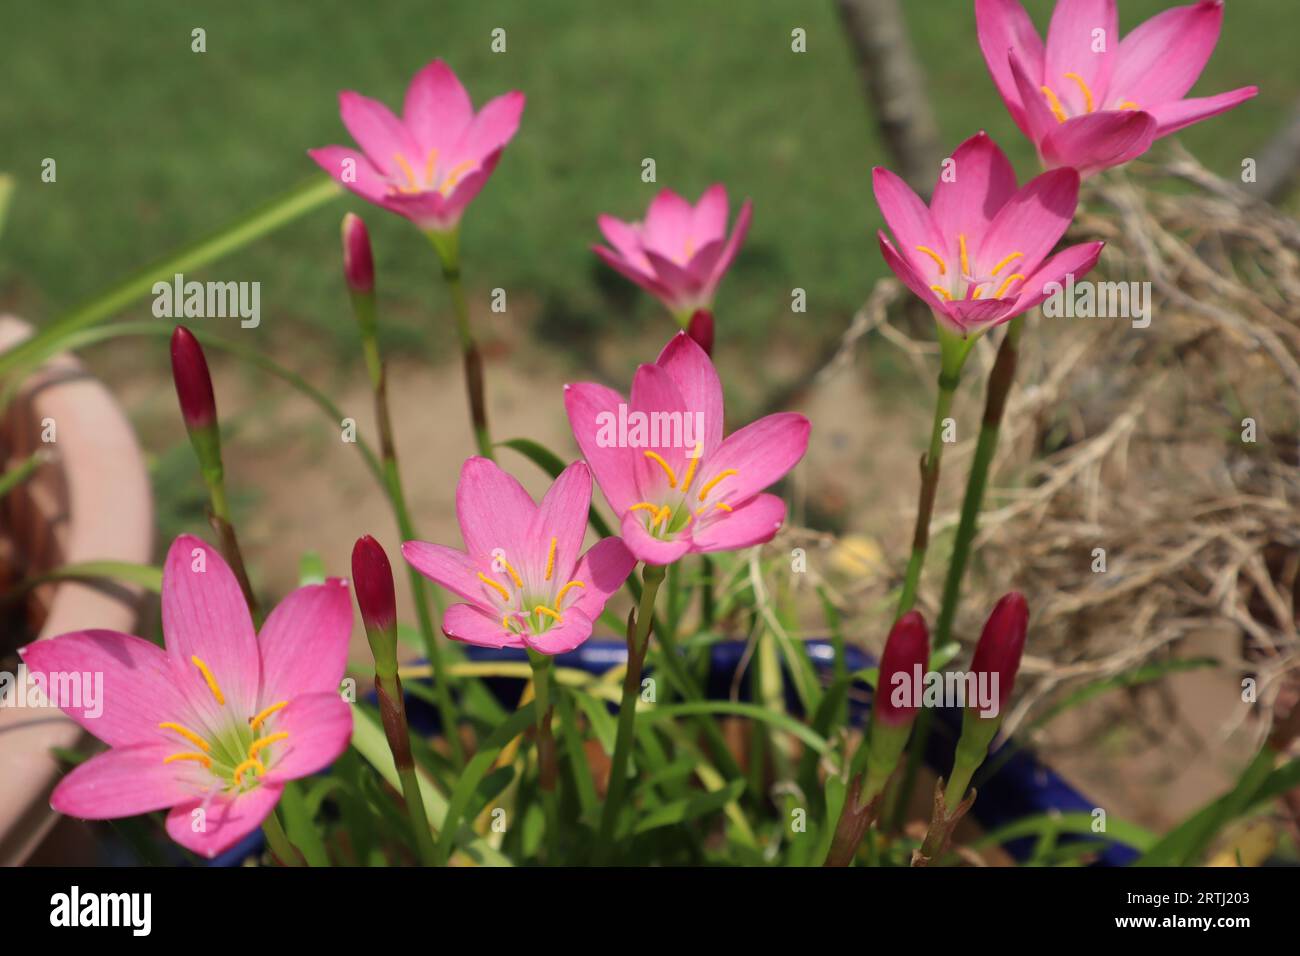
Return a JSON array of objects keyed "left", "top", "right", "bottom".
[{"left": 0, "top": 0, "right": 1290, "bottom": 361}]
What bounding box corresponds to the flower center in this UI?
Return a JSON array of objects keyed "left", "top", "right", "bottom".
[
  {"left": 632, "top": 444, "right": 739, "bottom": 539},
  {"left": 1040, "top": 74, "right": 1140, "bottom": 122},
  {"left": 388, "top": 149, "right": 475, "bottom": 198},
  {"left": 915, "top": 237, "right": 1026, "bottom": 302},
  {"left": 477, "top": 542, "right": 586, "bottom": 637}
]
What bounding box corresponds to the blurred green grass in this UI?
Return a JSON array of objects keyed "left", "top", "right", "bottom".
[{"left": 0, "top": 0, "right": 1291, "bottom": 360}]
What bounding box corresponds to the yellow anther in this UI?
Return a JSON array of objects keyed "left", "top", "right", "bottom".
[
  {"left": 478, "top": 572, "right": 512, "bottom": 602},
  {"left": 393, "top": 152, "right": 420, "bottom": 188},
  {"left": 930, "top": 285, "right": 954, "bottom": 302},
  {"left": 533, "top": 605, "right": 563, "bottom": 624},
  {"left": 680, "top": 444, "right": 702, "bottom": 490},
  {"left": 684, "top": 238, "right": 696, "bottom": 261},
  {"left": 971, "top": 285, "right": 985, "bottom": 300},
  {"left": 423, "top": 148, "right": 439, "bottom": 183},
  {"left": 1118, "top": 100, "right": 1140, "bottom": 111},
  {"left": 630, "top": 502, "right": 662, "bottom": 515},
  {"left": 248, "top": 733, "right": 289, "bottom": 761},
  {"left": 698, "top": 469, "right": 737, "bottom": 501},
  {"left": 233, "top": 757, "right": 266, "bottom": 786},
  {"left": 439, "top": 160, "right": 474, "bottom": 196},
  {"left": 556, "top": 580, "right": 586, "bottom": 605},
  {"left": 190, "top": 656, "right": 225, "bottom": 706},
  {"left": 643, "top": 450, "right": 679, "bottom": 488},
  {"left": 1041, "top": 85, "right": 1069, "bottom": 123},
  {"left": 1063, "top": 72, "right": 1095, "bottom": 113},
  {"left": 915, "top": 246, "right": 947, "bottom": 275},
  {"left": 545, "top": 537, "right": 557, "bottom": 581},
  {"left": 990, "top": 252, "right": 1024, "bottom": 276},
  {"left": 993, "top": 274, "right": 1027, "bottom": 299},
  {"left": 958, "top": 234, "right": 971, "bottom": 277},
  {"left": 502, "top": 613, "right": 513, "bottom": 631},
  {"left": 249, "top": 701, "right": 288, "bottom": 731},
  {"left": 714, "top": 502, "right": 734, "bottom": 513},
  {"left": 163, "top": 751, "right": 212, "bottom": 769},
  {"left": 159, "top": 722, "right": 209, "bottom": 752},
  {"left": 651, "top": 505, "right": 672, "bottom": 529}
]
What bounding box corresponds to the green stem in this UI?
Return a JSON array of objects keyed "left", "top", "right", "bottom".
[
  {"left": 201, "top": 463, "right": 261, "bottom": 626},
  {"left": 527, "top": 650, "right": 561, "bottom": 863},
  {"left": 260, "top": 810, "right": 304, "bottom": 867},
  {"left": 594, "top": 563, "right": 666, "bottom": 863},
  {"left": 373, "top": 671, "right": 439, "bottom": 865},
  {"left": 429, "top": 230, "right": 493, "bottom": 459}
]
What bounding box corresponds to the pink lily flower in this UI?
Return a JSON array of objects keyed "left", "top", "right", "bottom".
[
  {"left": 875, "top": 131, "right": 1103, "bottom": 336},
  {"left": 309, "top": 59, "right": 525, "bottom": 233},
  {"left": 403, "top": 458, "right": 635, "bottom": 654},
  {"left": 564, "top": 331, "right": 810, "bottom": 565},
  {"left": 977, "top": 0, "right": 1257, "bottom": 176},
  {"left": 19, "top": 535, "right": 354, "bottom": 859},
  {"left": 594, "top": 185, "right": 753, "bottom": 322}
]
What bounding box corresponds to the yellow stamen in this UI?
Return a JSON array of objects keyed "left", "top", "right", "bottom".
[
  {"left": 930, "top": 285, "right": 954, "bottom": 302},
  {"left": 972, "top": 285, "right": 985, "bottom": 300},
  {"left": 393, "top": 152, "right": 419, "bottom": 188},
  {"left": 423, "top": 148, "right": 438, "bottom": 183},
  {"left": 915, "top": 246, "right": 947, "bottom": 275},
  {"left": 714, "top": 502, "right": 733, "bottom": 513},
  {"left": 533, "top": 605, "right": 563, "bottom": 624},
  {"left": 680, "top": 444, "right": 702, "bottom": 490},
  {"left": 500, "top": 560, "right": 524, "bottom": 590},
  {"left": 232, "top": 757, "right": 266, "bottom": 786},
  {"left": 1118, "top": 100, "right": 1140, "bottom": 111},
  {"left": 439, "top": 160, "right": 475, "bottom": 196},
  {"left": 544, "top": 537, "right": 557, "bottom": 581},
  {"left": 993, "top": 273, "right": 1027, "bottom": 299},
  {"left": 958, "top": 234, "right": 972, "bottom": 277},
  {"left": 698, "top": 469, "right": 737, "bottom": 501},
  {"left": 191, "top": 656, "right": 225, "bottom": 706},
  {"left": 1041, "top": 85, "right": 1069, "bottom": 124},
  {"left": 159, "top": 722, "right": 209, "bottom": 752},
  {"left": 556, "top": 580, "right": 586, "bottom": 605},
  {"left": 643, "top": 450, "right": 678, "bottom": 488},
  {"left": 502, "top": 613, "right": 513, "bottom": 631},
  {"left": 163, "top": 751, "right": 212, "bottom": 769},
  {"left": 990, "top": 252, "right": 1024, "bottom": 276},
  {"left": 478, "top": 572, "right": 511, "bottom": 602},
  {"left": 630, "top": 502, "right": 662, "bottom": 515},
  {"left": 1063, "top": 72, "right": 1095, "bottom": 113},
  {"left": 651, "top": 505, "right": 672, "bottom": 529},
  {"left": 248, "top": 733, "right": 289, "bottom": 761},
  {"left": 249, "top": 701, "right": 288, "bottom": 731}
]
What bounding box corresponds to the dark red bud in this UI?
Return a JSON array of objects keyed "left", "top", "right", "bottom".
[
  {"left": 351, "top": 535, "right": 397, "bottom": 633},
  {"left": 169, "top": 325, "right": 217, "bottom": 430},
  {"left": 969, "top": 592, "right": 1029, "bottom": 713},
  {"left": 341, "top": 213, "right": 374, "bottom": 295},
  {"left": 873, "top": 610, "right": 930, "bottom": 727},
  {"left": 687, "top": 309, "right": 713, "bottom": 356}
]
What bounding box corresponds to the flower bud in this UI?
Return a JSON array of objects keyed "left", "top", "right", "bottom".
[
  {"left": 873, "top": 610, "right": 930, "bottom": 728},
  {"left": 687, "top": 308, "right": 714, "bottom": 356},
  {"left": 351, "top": 534, "right": 397, "bottom": 636},
  {"left": 341, "top": 213, "right": 375, "bottom": 295},
  {"left": 969, "top": 591, "right": 1029, "bottom": 716},
  {"left": 170, "top": 326, "right": 218, "bottom": 432}
]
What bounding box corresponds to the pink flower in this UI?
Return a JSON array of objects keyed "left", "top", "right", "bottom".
[
  {"left": 19, "top": 536, "right": 353, "bottom": 859},
  {"left": 977, "top": 0, "right": 1257, "bottom": 176},
  {"left": 593, "top": 185, "right": 752, "bottom": 320},
  {"left": 875, "top": 131, "right": 1103, "bottom": 336},
  {"left": 969, "top": 592, "right": 1029, "bottom": 716},
  {"left": 564, "top": 332, "right": 810, "bottom": 565},
  {"left": 403, "top": 458, "right": 635, "bottom": 654},
  {"left": 309, "top": 60, "right": 525, "bottom": 233}
]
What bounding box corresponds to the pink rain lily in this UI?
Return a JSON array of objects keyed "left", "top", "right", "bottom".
[
  {"left": 875, "top": 131, "right": 1103, "bottom": 336},
  {"left": 565, "top": 331, "right": 810, "bottom": 565},
  {"left": 977, "top": 0, "right": 1257, "bottom": 176},
  {"left": 19, "top": 535, "right": 353, "bottom": 859},
  {"left": 404, "top": 458, "right": 636, "bottom": 654},
  {"left": 309, "top": 59, "right": 525, "bottom": 233},
  {"left": 594, "top": 185, "right": 753, "bottom": 321}
]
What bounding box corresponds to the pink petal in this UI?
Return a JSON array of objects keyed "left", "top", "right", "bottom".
[
  {"left": 642, "top": 188, "right": 694, "bottom": 260},
  {"left": 1009, "top": 48, "right": 1069, "bottom": 145},
  {"left": 51, "top": 743, "right": 196, "bottom": 819},
  {"left": 701, "top": 412, "right": 810, "bottom": 505},
  {"left": 1109, "top": 0, "right": 1224, "bottom": 108},
  {"left": 692, "top": 184, "right": 729, "bottom": 244},
  {"left": 166, "top": 783, "right": 284, "bottom": 860},
  {"left": 878, "top": 232, "right": 950, "bottom": 315},
  {"left": 592, "top": 243, "right": 673, "bottom": 301},
  {"left": 452, "top": 91, "right": 525, "bottom": 165},
  {"left": 564, "top": 536, "right": 637, "bottom": 623},
  {"left": 402, "top": 540, "right": 485, "bottom": 605},
  {"left": 691, "top": 493, "right": 787, "bottom": 553},
  {"left": 523, "top": 609, "right": 594, "bottom": 656},
  {"left": 679, "top": 237, "right": 728, "bottom": 293},
  {"left": 619, "top": 512, "right": 693, "bottom": 566},
  {"left": 629, "top": 361, "right": 692, "bottom": 501},
  {"left": 20, "top": 630, "right": 186, "bottom": 747},
  {"left": 307, "top": 146, "right": 391, "bottom": 203},
  {"left": 261, "top": 692, "right": 354, "bottom": 783},
  {"left": 257, "top": 579, "right": 352, "bottom": 704},
  {"left": 597, "top": 214, "right": 653, "bottom": 270},
  {"left": 1147, "top": 86, "right": 1257, "bottom": 138},
  {"left": 1013, "top": 240, "right": 1106, "bottom": 312},
  {"left": 643, "top": 248, "right": 703, "bottom": 308},
  {"left": 931, "top": 131, "right": 1019, "bottom": 247},
  {"left": 1040, "top": 110, "right": 1157, "bottom": 176},
  {"left": 945, "top": 297, "right": 1019, "bottom": 334},
  {"left": 162, "top": 535, "right": 260, "bottom": 721},
  {"left": 976, "top": 0, "right": 1047, "bottom": 138},
  {"left": 564, "top": 381, "right": 641, "bottom": 516},
  {"left": 1044, "top": 0, "right": 1117, "bottom": 116},
  {"left": 443, "top": 603, "right": 527, "bottom": 649},
  {"left": 530, "top": 461, "right": 592, "bottom": 587},
  {"left": 403, "top": 59, "right": 474, "bottom": 151},
  {"left": 655, "top": 331, "right": 724, "bottom": 456},
  {"left": 705, "top": 198, "right": 752, "bottom": 292},
  {"left": 426, "top": 148, "right": 503, "bottom": 228},
  {"left": 978, "top": 168, "right": 1081, "bottom": 277},
  {"left": 872, "top": 168, "right": 945, "bottom": 277},
  {"left": 455, "top": 456, "right": 538, "bottom": 564},
  {"left": 338, "top": 91, "right": 421, "bottom": 177}
]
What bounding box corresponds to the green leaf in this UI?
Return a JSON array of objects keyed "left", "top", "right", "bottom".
[
  {"left": 0, "top": 449, "right": 46, "bottom": 500},
  {"left": 298, "top": 551, "right": 326, "bottom": 586},
  {"left": 633, "top": 778, "right": 746, "bottom": 835},
  {"left": 4, "top": 561, "right": 163, "bottom": 607},
  {"left": 641, "top": 701, "right": 831, "bottom": 755}
]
